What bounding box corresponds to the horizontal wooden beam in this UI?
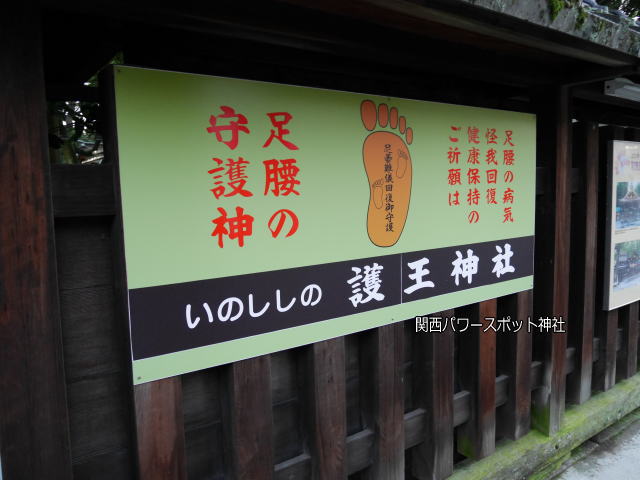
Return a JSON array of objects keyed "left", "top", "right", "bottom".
[{"left": 280, "top": 0, "right": 637, "bottom": 67}]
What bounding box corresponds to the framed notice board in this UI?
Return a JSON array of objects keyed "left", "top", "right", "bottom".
[
  {"left": 604, "top": 140, "right": 640, "bottom": 310},
  {"left": 111, "top": 66, "right": 536, "bottom": 384}
]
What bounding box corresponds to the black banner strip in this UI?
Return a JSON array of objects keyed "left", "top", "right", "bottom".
[{"left": 130, "top": 235, "right": 534, "bottom": 360}]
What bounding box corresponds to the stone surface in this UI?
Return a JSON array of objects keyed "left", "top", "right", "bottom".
[
  {"left": 555, "top": 411, "right": 640, "bottom": 479},
  {"left": 459, "top": 0, "right": 640, "bottom": 56},
  {"left": 449, "top": 374, "right": 640, "bottom": 479}
]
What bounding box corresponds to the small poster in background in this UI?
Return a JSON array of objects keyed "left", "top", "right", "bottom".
[{"left": 605, "top": 141, "right": 640, "bottom": 309}]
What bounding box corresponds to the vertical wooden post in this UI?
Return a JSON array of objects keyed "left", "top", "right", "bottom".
[
  {"left": 566, "top": 121, "right": 598, "bottom": 405},
  {"left": 222, "top": 356, "right": 275, "bottom": 479},
  {"left": 359, "top": 324, "right": 405, "bottom": 479},
  {"left": 497, "top": 292, "right": 532, "bottom": 440},
  {"left": 302, "top": 338, "right": 347, "bottom": 479},
  {"left": 0, "top": 5, "right": 73, "bottom": 479},
  {"left": 134, "top": 379, "right": 188, "bottom": 479},
  {"left": 412, "top": 310, "right": 454, "bottom": 480},
  {"left": 456, "top": 300, "right": 496, "bottom": 459},
  {"left": 593, "top": 310, "right": 618, "bottom": 391},
  {"left": 532, "top": 86, "right": 570, "bottom": 436},
  {"left": 618, "top": 303, "right": 639, "bottom": 380}
]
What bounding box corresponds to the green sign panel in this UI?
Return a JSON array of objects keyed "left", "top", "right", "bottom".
[{"left": 113, "top": 66, "right": 536, "bottom": 384}]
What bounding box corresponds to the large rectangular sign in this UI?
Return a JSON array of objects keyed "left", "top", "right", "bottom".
[
  {"left": 113, "top": 66, "right": 536, "bottom": 384},
  {"left": 605, "top": 140, "right": 640, "bottom": 309}
]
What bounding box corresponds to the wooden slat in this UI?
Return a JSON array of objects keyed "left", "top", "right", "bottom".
[
  {"left": 412, "top": 310, "right": 454, "bottom": 479},
  {"left": 566, "top": 121, "right": 599, "bottom": 405},
  {"left": 0, "top": 5, "right": 73, "bottom": 478},
  {"left": 497, "top": 291, "right": 532, "bottom": 440},
  {"left": 302, "top": 338, "right": 347, "bottom": 479},
  {"left": 134, "top": 379, "right": 187, "bottom": 479},
  {"left": 456, "top": 300, "right": 496, "bottom": 459},
  {"left": 222, "top": 356, "right": 275, "bottom": 479},
  {"left": 593, "top": 310, "right": 618, "bottom": 391},
  {"left": 51, "top": 164, "right": 116, "bottom": 217},
  {"left": 275, "top": 344, "right": 588, "bottom": 477},
  {"left": 618, "top": 303, "right": 639, "bottom": 380},
  {"left": 532, "top": 86, "right": 571, "bottom": 436},
  {"left": 358, "top": 324, "right": 405, "bottom": 478}
]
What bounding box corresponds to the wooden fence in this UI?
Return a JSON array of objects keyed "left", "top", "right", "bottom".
[
  {"left": 43, "top": 116, "right": 640, "bottom": 479},
  {"left": 3, "top": 6, "right": 640, "bottom": 479}
]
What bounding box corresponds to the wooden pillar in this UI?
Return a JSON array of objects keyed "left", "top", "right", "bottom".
[
  {"left": 497, "top": 291, "right": 532, "bottom": 440},
  {"left": 532, "top": 86, "right": 571, "bottom": 436},
  {"left": 617, "top": 303, "right": 638, "bottom": 380},
  {"left": 566, "top": 121, "right": 598, "bottom": 405},
  {"left": 222, "top": 357, "right": 275, "bottom": 479},
  {"left": 456, "top": 300, "right": 496, "bottom": 459},
  {"left": 302, "top": 338, "right": 347, "bottom": 479},
  {"left": 359, "top": 324, "right": 405, "bottom": 479},
  {"left": 0, "top": 5, "right": 73, "bottom": 479},
  {"left": 134, "top": 379, "right": 187, "bottom": 479},
  {"left": 412, "top": 310, "right": 454, "bottom": 480}
]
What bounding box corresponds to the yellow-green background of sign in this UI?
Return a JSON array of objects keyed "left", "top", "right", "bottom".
[{"left": 114, "top": 66, "right": 536, "bottom": 291}]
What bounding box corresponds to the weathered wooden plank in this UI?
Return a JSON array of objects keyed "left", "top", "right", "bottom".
[
  {"left": 456, "top": 300, "right": 496, "bottom": 459},
  {"left": 0, "top": 5, "right": 73, "bottom": 478},
  {"left": 566, "top": 121, "right": 598, "bottom": 405},
  {"left": 358, "top": 324, "right": 405, "bottom": 478},
  {"left": 412, "top": 310, "right": 454, "bottom": 479},
  {"left": 67, "top": 373, "right": 135, "bottom": 467},
  {"left": 222, "top": 356, "right": 275, "bottom": 479},
  {"left": 59, "top": 286, "right": 124, "bottom": 381},
  {"left": 302, "top": 338, "right": 347, "bottom": 479},
  {"left": 497, "top": 291, "right": 532, "bottom": 440},
  {"left": 275, "top": 453, "right": 312, "bottom": 480},
  {"left": 184, "top": 421, "right": 225, "bottom": 480},
  {"left": 182, "top": 369, "right": 224, "bottom": 479},
  {"left": 134, "top": 378, "right": 187, "bottom": 479},
  {"left": 532, "top": 86, "right": 571, "bottom": 436},
  {"left": 55, "top": 217, "right": 114, "bottom": 289},
  {"left": 272, "top": 350, "right": 304, "bottom": 465},
  {"left": 618, "top": 303, "right": 639, "bottom": 380},
  {"left": 51, "top": 164, "right": 116, "bottom": 217},
  {"left": 275, "top": 345, "right": 583, "bottom": 478},
  {"left": 72, "top": 449, "right": 134, "bottom": 480},
  {"left": 593, "top": 310, "right": 618, "bottom": 391}
]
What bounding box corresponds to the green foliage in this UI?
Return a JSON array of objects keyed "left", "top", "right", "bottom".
[
  {"left": 548, "top": 0, "right": 565, "bottom": 20},
  {"left": 47, "top": 51, "right": 123, "bottom": 164},
  {"left": 576, "top": 6, "right": 589, "bottom": 28},
  {"left": 48, "top": 101, "right": 102, "bottom": 164}
]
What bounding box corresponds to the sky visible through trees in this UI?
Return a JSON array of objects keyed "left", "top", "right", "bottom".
[{"left": 600, "top": 0, "right": 640, "bottom": 17}]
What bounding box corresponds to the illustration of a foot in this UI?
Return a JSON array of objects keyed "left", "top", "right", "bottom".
[
  {"left": 372, "top": 179, "right": 384, "bottom": 209},
  {"left": 361, "top": 100, "right": 413, "bottom": 247}
]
